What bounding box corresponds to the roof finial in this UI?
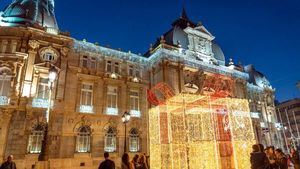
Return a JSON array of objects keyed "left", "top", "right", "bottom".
[{"left": 181, "top": 0, "right": 189, "bottom": 20}]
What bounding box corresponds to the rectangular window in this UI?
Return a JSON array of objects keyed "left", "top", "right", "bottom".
[
  {"left": 82, "top": 56, "right": 88, "bottom": 68},
  {"left": 90, "top": 57, "right": 97, "bottom": 69},
  {"left": 129, "top": 136, "right": 139, "bottom": 152},
  {"left": 27, "top": 131, "right": 44, "bottom": 154},
  {"left": 104, "top": 134, "right": 116, "bottom": 152},
  {"left": 106, "top": 86, "right": 118, "bottom": 115},
  {"left": 129, "top": 65, "right": 134, "bottom": 76},
  {"left": 80, "top": 84, "right": 93, "bottom": 106},
  {"left": 106, "top": 61, "right": 112, "bottom": 72},
  {"left": 130, "top": 90, "right": 140, "bottom": 117},
  {"left": 0, "top": 75, "right": 11, "bottom": 97},
  {"left": 114, "top": 62, "right": 119, "bottom": 74},
  {"left": 76, "top": 134, "right": 90, "bottom": 153},
  {"left": 37, "top": 78, "right": 49, "bottom": 99}
]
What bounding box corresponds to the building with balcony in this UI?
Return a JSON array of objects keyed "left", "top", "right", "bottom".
[
  {"left": 276, "top": 98, "right": 300, "bottom": 150},
  {"left": 0, "top": 1, "right": 284, "bottom": 168}
]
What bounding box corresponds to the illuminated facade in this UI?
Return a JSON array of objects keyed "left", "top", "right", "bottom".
[{"left": 0, "top": 1, "right": 283, "bottom": 169}]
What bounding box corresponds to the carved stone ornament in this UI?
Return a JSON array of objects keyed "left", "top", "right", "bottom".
[
  {"left": 60, "top": 47, "right": 69, "bottom": 56},
  {"left": 39, "top": 46, "right": 59, "bottom": 63},
  {"left": 28, "top": 40, "right": 40, "bottom": 50}
]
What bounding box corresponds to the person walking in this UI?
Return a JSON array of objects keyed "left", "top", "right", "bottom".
[
  {"left": 0, "top": 155, "right": 17, "bottom": 169},
  {"left": 138, "top": 154, "right": 148, "bottom": 169},
  {"left": 275, "top": 149, "right": 288, "bottom": 169},
  {"left": 266, "top": 147, "right": 277, "bottom": 169},
  {"left": 121, "top": 153, "right": 133, "bottom": 169},
  {"left": 98, "top": 152, "right": 115, "bottom": 169},
  {"left": 290, "top": 148, "right": 300, "bottom": 169},
  {"left": 250, "top": 144, "right": 270, "bottom": 169},
  {"left": 131, "top": 154, "right": 140, "bottom": 169}
]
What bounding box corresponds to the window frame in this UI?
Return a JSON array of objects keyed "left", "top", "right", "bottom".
[
  {"left": 80, "top": 83, "right": 93, "bottom": 106},
  {"left": 104, "top": 127, "right": 117, "bottom": 152},
  {"left": 76, "top": 126, "right": 91, "bottom": 153},
  {"left": 27, "top": 124, "right": 45, "bottom": 154},
  {"left": 129, "top": 128, "right": 139, "bottom": 152}
]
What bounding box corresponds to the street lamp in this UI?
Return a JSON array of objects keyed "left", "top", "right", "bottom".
[
  {"left": 39, "top": 66, "right": 58, "bottom": 162},
  {"left": 122, "top": 111, "right": 131, "bottom": 153}
]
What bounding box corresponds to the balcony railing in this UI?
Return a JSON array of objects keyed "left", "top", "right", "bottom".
[
  {"left": 0, "top": 96, "right": 9, "bottom": 106},
  {"left": 106, "top": 107, "right": 118, "bottom": 115},
  {"left": 79, "top": 105, "right": 94, "bottom": 113},
  {"left": 32, "top": 98, "right": 50, "bottom": 108},
  {"left": 130, "top": 110, "right": 141, "bottom": 117}
]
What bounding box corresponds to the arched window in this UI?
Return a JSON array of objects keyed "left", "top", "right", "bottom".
[
  {"left": 129, "top": 128, "right": 139, "bottom": 152},
  {"left": 27, "top": 124, "right": 45, "bottom": 154},
  {"left": 76, "top": 126, "right": 91, "bottom": 153},
  {"left": 0, "top": 67, "right": 12, "bottom": 97},
  {"left": 104, "top": 126, "right": 117, "bottom": 152}
]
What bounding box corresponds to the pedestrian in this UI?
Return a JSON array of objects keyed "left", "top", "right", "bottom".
[
  {"left": 98, "top": 152, "right": 115, "bottom": 169},
  {"left": 266, "top": 147, "right": 277, "bottom": 169},
  {"left": 275, "top": 149, "right": 288, "bottom": 169},
  {"left": 131, "top": 154, "right": 140, "bottom": 169},
  {"left": 138, "top": 154, "right": 148, "bottom": 169},
  {"left": 0, "top": 155, "right": 17, "bottom": 169},
  {"left": 290, "top": 148, "right": 300, "bottom": 169},
  {"left": 121, "top": 153, "right": 133, "bottom": 169},
  {"left": 250, "top": 144, "right": 270, "bottom": 169}
]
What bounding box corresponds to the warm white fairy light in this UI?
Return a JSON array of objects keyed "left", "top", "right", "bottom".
[{"left": 149, "top": 94, "right": 255, "bottom": 169}]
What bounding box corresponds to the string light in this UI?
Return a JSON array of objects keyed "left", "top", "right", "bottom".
[{"left": 149, "top": 94, "right": 255, "bottom": 169}]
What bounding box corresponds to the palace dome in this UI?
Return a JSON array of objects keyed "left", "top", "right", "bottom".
[
  {"left": 244, "top": 64, "right": 272, "bottom": 89},
  {"left": 0, "top": 0, "right": 58, "bottom": 30}
]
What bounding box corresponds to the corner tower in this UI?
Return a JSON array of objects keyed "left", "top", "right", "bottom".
[{"left": 0, "top": 0, "right": 58, "bottom": 30}]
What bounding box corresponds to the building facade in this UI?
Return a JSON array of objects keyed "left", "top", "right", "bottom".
[
  {"left": 0, "top": 0, "right": 283, "bottom": 168},
  {"left": 276, "top": 98, "right": 300, "bottom": 151}
]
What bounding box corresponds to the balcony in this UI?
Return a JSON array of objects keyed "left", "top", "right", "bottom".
[
  {"left": 106, "top": 107, "right": 118, "bottom": 115},
  {"left": 130, "top": 110, "right": 141, "bottom": 117},
  {"left": 0, "top": 96, "right": 9, "bottom": 106},
  {"left": 32, "top": 98, "right": 50, "bottom": 108},
  {"left": 79, "top": 105, "right": 94, "bottom": 113}
]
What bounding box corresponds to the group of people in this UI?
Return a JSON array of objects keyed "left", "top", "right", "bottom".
[
  {"left": 99, "top": 152, "right": 149, "bottom": 169},
  {"left": 251, "top": 144, "right": 300, "bottom": 169}
]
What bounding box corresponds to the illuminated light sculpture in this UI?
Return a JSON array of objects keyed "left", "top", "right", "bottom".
[{"left": 149, "top": 94, "right": 255, "bottom": 169}]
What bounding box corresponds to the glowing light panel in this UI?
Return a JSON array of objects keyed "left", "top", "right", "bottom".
[{"left": 149, "top": 94, "right": 255, "bottom": 169}]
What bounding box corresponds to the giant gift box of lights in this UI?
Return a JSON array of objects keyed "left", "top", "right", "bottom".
[{"left": 149, "top": 93, "right": 255, "bottom": 169}]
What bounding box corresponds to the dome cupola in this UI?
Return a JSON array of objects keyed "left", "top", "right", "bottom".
[{"left": 0, "top": 0, "right": 58, "bottom": 30}]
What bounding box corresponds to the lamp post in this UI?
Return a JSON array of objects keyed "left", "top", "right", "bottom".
[
  {"left": 39, "top": 66, "right": 58, "bottom": 162},
  {"left": 122, "top": 111, "right": 131, "bottom": 153}
]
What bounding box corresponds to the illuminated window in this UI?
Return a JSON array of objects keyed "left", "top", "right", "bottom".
[
  {"left": 129, "top": 128, "right": 139, "bottom": 152},
  {"left": 106, "top": 86, "right": 118, "bottom": 115},
  {"left": 104, "top": 127, "right": 117, "bottom": 152},
  {"left": 0, "top": 68, "right": 12, "bottom": 97},
  {"left": 80, "top": 84, "right": 93, "bottom": 113},
  {"left": 27, "top": 124, "right": 44, "bottom": 154},
  {"left": 130, "top": 90, "right": 140, "bottom": 117},
  {"left": 37, "top": 78, "right": 49, "bottom": 99},
  {"left": 76, "top": 126, "right": 91, "bottom": 153}
]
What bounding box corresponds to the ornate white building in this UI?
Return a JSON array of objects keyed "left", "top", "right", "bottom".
[{"left": 0, "top": 1, "right": 283, "bottom": 168}]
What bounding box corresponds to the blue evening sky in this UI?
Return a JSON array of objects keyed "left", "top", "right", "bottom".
[{"left": 1, "top": 0, "right": 300, "bottom": 102}]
